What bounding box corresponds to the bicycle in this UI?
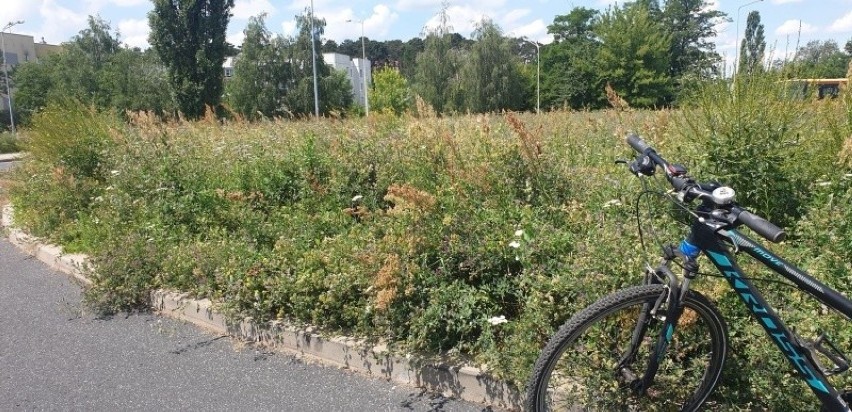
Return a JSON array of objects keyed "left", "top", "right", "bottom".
[{"left": 525, "top": 133, "right": 852, "bottom": 411}]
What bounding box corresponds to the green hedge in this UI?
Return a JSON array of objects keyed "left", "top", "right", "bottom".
[{"left": 10, "top": 84, "right": 852, "bottom": 409}]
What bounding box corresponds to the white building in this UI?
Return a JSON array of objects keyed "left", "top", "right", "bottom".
[
  {"left": 1, "top": 32, "right": 62, "bottom": 111},
  {"left": 223, "top": 56, "right": 235, "bottom": 79},
  {"left": 323, "top": 53, "right": 371, "bottom": 108}
]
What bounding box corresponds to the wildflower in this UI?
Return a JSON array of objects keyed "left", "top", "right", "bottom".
[
  {"left": 110, "top": 170, "right": 120, "bottom": 176},
  {"left": 604, "top": 199, "right": 622, "bottom": 208},
  {"left": 488, "top": 315, "right": 508, "bottom": 325},
  {"left": 352, "top": 195, "right": 363, "bottom": 202},
  {"left": 816, "top": 181, "right": 831, "bottom": 187},
  {"left": 509, "top": 240, "right": 521, "bottom": 249},
  {"left": 514, "top": 229, "right": 524, "bottom": 237}
]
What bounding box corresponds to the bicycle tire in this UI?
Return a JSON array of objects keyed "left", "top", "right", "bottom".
[{"left": 526, "top": 284, "right": 729, "bottom": 411}]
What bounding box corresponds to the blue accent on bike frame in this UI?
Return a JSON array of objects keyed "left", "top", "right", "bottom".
[
  {"left": 679, "top": 239, "right": 701, "bottom": 260},
  {"left": 657, "top": 324, "right": 675, "bottom": 362},
  {"left": 704, "top": 249, "right": 830, "bottom": 394}
]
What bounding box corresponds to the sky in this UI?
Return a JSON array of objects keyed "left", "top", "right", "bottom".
[{"left": 2, "top": 0, "right": 852, "bottom": 73}]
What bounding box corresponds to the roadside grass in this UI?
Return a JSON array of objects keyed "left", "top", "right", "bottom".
[
  {"left": 0, "top": 132, "right": 22, "bottom": 154},
  {"left": 7, "top": 79, "right": 852, "bottom": 409}
]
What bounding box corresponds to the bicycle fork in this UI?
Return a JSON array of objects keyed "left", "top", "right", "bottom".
[{"left": 617, "top": 254, "right": 694, "bottom": 395}]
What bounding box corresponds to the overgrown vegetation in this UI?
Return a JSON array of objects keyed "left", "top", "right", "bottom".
[
  {"left": 8, "top": 77, "right": 852, "bottom": 409},
  {"left": 0, "top": 132, "right": 22, "bottom": 154}
]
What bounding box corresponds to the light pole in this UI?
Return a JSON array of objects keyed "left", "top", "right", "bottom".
[
  {"left": 309, "top": 0, "right": 319, "bottom": 118},
  {"left": 347, "top": 18, "right": 369, "bottom": 116},
  {"left": 1, "top": 20, "right": 23, "bottom": 134},
  {"left": 734, "top": 0, "right": 763, "bottom": 77},
  {"left": 522, "top": 38, "right": 540, "bottom": 114}
]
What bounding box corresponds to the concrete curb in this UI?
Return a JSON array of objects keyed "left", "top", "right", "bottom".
[
  {"left": 1, "top": 204, "right": 522, "bottom": 410},
  {"left": 0, "top": 153, "right": 24, "bottom": 163}
]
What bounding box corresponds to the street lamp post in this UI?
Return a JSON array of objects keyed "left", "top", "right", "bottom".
[
  {"left": 734, "top": 0, "right": 764, "bottom": 77},
  {"left": 347, "top": 19, "right": 369, "bottom": 116},
  {"left": 1, "top": 20, "right": 24, "bottom": 134},
  {"left": 522, "top": 38, "right": 540, "bottom": 114},
  {"left": 309, "top": 0, "right": 319, "bottom": 118}
]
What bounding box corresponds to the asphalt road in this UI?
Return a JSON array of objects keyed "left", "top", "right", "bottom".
[{"left": 0, "top": 237, "right": 488, "bottom": 412}]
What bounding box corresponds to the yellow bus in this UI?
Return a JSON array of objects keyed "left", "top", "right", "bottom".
[{"left": 783, "top": 78, "right": 847, "bottom": 99}]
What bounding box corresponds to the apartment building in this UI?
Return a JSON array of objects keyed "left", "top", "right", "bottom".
[
  {"left": 1, "top": 32, "right": 63, "bottom": 111},
  {"left": 322, "top": 53, "right": 372, "bottom": 108}
]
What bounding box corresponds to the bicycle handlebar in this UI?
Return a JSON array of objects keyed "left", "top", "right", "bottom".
[
  {"left": 627, "top": 133, "right": 653, "bottom": 155},
  {"left": 625, "top": 133, "right": 787, "bottom": 243},
  {"left": 735, "top": 209, "right": 787, "bottom": 243}
]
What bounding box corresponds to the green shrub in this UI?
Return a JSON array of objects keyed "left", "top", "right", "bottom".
[
  {"left": 0, "top": 132, "right": 21, "bottom": 154},
  {"left": 10, "top": 99, "right": 852, "bottom": 410}
]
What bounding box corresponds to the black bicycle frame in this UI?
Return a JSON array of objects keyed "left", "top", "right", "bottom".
[{"left": 688, "top": 219, "right": 852, "bottom": 411}]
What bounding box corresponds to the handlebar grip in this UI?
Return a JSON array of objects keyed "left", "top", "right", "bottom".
[
  {"left": 626, "top": 133, "right": 652, "bottom": 154},
  {"left": 738, "top": 210, "right": 787, "bottom": 243}
]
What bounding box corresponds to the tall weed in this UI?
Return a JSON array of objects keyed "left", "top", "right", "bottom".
[{"left": 10, "top": 102, "right": 852, "bottom": 409}]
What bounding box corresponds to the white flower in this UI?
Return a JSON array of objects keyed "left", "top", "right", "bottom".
[
  {"left": 509, "top": 240, "right": 521, "bottom": 249},
  {"left": 514, "top": 229, "right": 524, "bottom": 237},
  {"left": 816, "top": 181, "right": 831, "bottom": 187},
  {"left": 488, "top": 315, "right": 508, "bottom": 325},
  {"left": 603, "top": 199, "right": 622, "bottom": 208},
  {"left": 352, "top": 195, "right": 363, "bottom": 202},
  {"left": 110, "top": 170, "right": 119, "bottom": 176}
]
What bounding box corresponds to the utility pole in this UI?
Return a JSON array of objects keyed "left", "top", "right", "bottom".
[
  {"left": 310, "top": 0, "right": 319, "bottom": 118},
  {"left": 1, "top": 20, "right": 24, "bottom": 134},
  {"left": 523, "top": 38, "right": 541, "bottom": 114}
]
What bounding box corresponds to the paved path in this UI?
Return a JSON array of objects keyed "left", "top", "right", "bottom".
[{"left": 0, "top": 237, "right": 487, "bottom": 411}]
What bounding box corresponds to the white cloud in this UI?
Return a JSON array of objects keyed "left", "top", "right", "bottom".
[
  {"left": 118, "top": 18, "right": 149, "bottom": 49},
  {"left": 422, "top": 5, "right": 488, "bottom": 36},
  {"left": 506, "top": 19, "right": 551, "bottom": 44},
  {"left": 232, "top": 0, "right": 277, "bottom": 20},
  {"left": 502, "top": 9, "right": 531, "bottom": 26},
  {"left": 108, "top": 0, "right": 148, "bottom": 6},
  {"left": 0, "top": 0, "right": 38, "bottom": 24},
  {"left": 227, "top": 30, "right": 246, "bottom": 47},
  {"left": 829, "top": 11, "right": 852, "bottom": 32},
  {"left": 774, "top": 19, "right": 816, "bottom": 36},
  {"left": 39, "top": 0, "right": 88, "bottom": 43},
  {"left": 771, "top": 0, "right": 803, "bottom": 4},
  {"left": 395, "top": 0, "right": 442, "bottom": 11},
  {"left": 364, "top": 4, "right": 399, "bottom": 38},
  {"left": 281, "top": 20, "right": 297, "bottom": 36}
]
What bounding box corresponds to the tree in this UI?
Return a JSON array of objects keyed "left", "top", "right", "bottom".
[
  {"left": 8, "top": 55, "right": 55, "bottom": 125},
  {"left": 98, "top": 48, "right": 175, "bottom": 114},
  {"left": 412, "top": 4, "right": 461, "bottom": 113},
  {"left": 594, "top": 2, "right": 673, "bottom": 107},
  {"left": 399, "top": 37, "right": 424, "bottom": 79},
  {"left": 541, "top": 7, "right": 602, "bottom": 109},
  {"left": 225, "top": 14, "right": 292, "bottom": 119},
  {"left": 662, "top": 0, "right": 727, "bottom": 82},
  {"left": 369, "top": 67, "right": 412, "bottom": 115},
  {"left": 11, "top": 16, "right": 175, "bottom": 122},
  {"left": 548, "top": 7, "right": 598, "bottom": 42},
  {"left": 738, "top": 10, "right": 765, "bottom": 76},
  {"left": 787, "top": 40, "right": 850, "bottom": 78},
  {"left": 279, "top": 11, "right": 350, "bottom": 116},
  {"left": 458, "top": 18, "right": 527, "bottom": 112},
  {"left": 148, "top": 0, "right": 235, "bottom": 119}
]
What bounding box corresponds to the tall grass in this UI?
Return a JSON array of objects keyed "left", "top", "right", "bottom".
[
  {"left": 0, "top": 132, "right": 22, "bottom": 154},
  {"left": 9, "top": 79, "right": 852, "bottom": 409}
]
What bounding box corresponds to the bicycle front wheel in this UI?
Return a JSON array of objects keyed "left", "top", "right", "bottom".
[{"left": 526, "top": 284, "right": 729, "bottom": 412}]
